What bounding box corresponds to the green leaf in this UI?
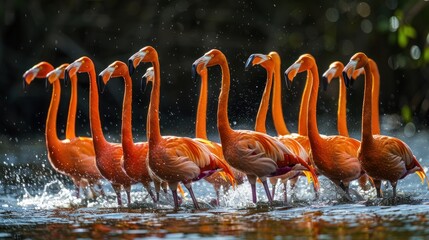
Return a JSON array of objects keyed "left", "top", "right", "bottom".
[
  {"left": 424, "top": 47, "right": 429, "bottom": 63},
  {"left": 398, "top": 28, "right": 408, "bottom": 48}
]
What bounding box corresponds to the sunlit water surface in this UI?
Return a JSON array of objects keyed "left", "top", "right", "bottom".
[{"left": 1, "top": 127, "right": 429, "bottom": 239}]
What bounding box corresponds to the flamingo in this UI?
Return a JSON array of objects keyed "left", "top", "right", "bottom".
[
  {"left": 98, "top": 61, "right": 166, "bottom": 203},
  {"left": 322, "top": 61, "right": 372, "bottom": 191},
  {"left": 128, "top": 46, "right": 236, "bottom": 209},
  {"left": 65, "top": 57, "right": 136, "bottom": 206},
  {"left": 192, "top": 49, "right": 319, "bottom": 204},
  {"left": 285, "top": 54, "right": 365, "bottom": 199},
  {"left": 342, "top": 58, "right": 381, "bottom": 135},
  {"left": 193, "top": 64, "right": 245, "bottom": 205},
  {"left": 343, "top": 52, "right": 428, "bottom": 198},
  {"left": 23, "top": 62, "right": 104, "bottom": 198},
  {"left": 245, "top": 52, "right": 317, "bottom": 202}
]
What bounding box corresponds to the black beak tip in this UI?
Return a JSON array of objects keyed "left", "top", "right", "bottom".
[
  {"left": 244, "top": 55, "right": 255, "bottom": 71},
  {"left": 284, "top": 72, "right": 292, "bottom": 89},
  {"left": 342, "top": 71, "right": 350, "bottom": 88},
  {"left": 64, "top": 70, "right": 70, "bottom": 83},
  {"left": 97, "top": 75, "right": 106, "bottom": 93},
  {"left": 191, "top": 64, "right": 199, "bottom": 83},
  {"left": 22, "top": 78, "right": 28, "bottom": 91},
  {"left": 128, "top": 59, "right": 135, "bottom": 75},
  {"left": 322, "top": 76, "right": 328, "bottom": 91}
]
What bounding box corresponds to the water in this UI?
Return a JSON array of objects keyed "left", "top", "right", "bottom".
[{"left": 1, "top": 128, "right": 429, "bottom": 239}]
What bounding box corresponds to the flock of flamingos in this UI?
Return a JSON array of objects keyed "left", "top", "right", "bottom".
[{"left": 22, "top": 47, "right": 429, "bottom": 209}]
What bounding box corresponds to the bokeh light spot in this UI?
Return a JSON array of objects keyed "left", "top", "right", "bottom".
[
  {"left": 361, "top": 19, "right": 373, "bottom": 33},
  {"left": 410, "top": 45, "right": 421, "bottom": 60},
  {"left": 325, "top": 8, "right": 339, "bottom": 23},
  {"left": 357, "top": 2, "right": 371, "bottom": 18},
  {"left": 389, "top": 16, "right": 399, "bottom": 32}
]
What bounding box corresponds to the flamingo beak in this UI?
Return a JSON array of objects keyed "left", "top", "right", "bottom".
[
  {"left": 46, "top": 68, "right": 61, "bottom": 84},
  {"left": 322, "top": 67, "right": 336, "bottom": 91},
  {"left": 65, "top": 61, "right": 82, "bottom": 85},
  {"left": 284, "top": 62, "right": 301, "bottom": 89},
  {"left": 244, "top": 54, "right": 268, "bottom": 71},
  {"left": 142, "top": 67, "right": 154, "bottom": 92},
  {"left": 343, "top": 59, "right": 358, "bottom": 88},
  {"left": 98, "top": 66, "right": 115, "bottom": 94},
  {"left": 22, "top": 67, "right": 40, "bottom": 90},
  {"left": 192, "top": 55, "right": 211, "bottom": 82},
  {"left": 350, "top": 67, "right": 364, "bottom": 87},
  {"left": 128, "top": 51, "right": 147, "bottom": 75}
]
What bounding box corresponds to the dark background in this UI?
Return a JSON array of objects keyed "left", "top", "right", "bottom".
[{"left": 1, "top": 0, "right": 429, "bottom": 150}]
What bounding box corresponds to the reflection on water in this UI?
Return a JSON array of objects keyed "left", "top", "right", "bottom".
[{"left": 1, "top": 128, "right": 429, "bottom": 238}]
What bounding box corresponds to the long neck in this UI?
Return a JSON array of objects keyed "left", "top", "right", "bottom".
[
  {"left": 298, "top": 71, "right": 312, "bottom": 136},
  {"left": 370, "top": 61, "right": 380, "bottom": 135},
  {"left": 272, "top": 60, "right": 290, "bottom": 135},
  {"left": 307, "top": 66, "right": 323, "bottom": 144},
  {"left": 89, "top": 66, "right": 107, "bottom": 146},
  {"left": 65, "top": 75, "right": 78, "bottom": 139},
  {"left": 362, "top": 63, "right": 374, "bottom": 142},
  {"left": 218, "top": 59, "right": 234, "bottom": 141},
  {"left": 255, "top": 69, "right": 273, "bottom": 133},
  {"left": 121, "top": 73, "right": 134, "bottom": 149},
  {"left": 45, "top": 80, "right": 61, "bottom": 145},
  {"left": 337, "top": 75, "right": 349, "bottom": 137},
  {"left": 148, "top": 59, "right": 163, "bottom": 143},
  {"left": 195, "top": 70, "right": 208, "bottom": 139}
]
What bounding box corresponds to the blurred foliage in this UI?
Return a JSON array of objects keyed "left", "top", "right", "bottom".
[{"left": 1, "top": 0, "right": 429, "bottom": 142}]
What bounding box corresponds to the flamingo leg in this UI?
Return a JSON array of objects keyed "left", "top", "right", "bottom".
[
  {"left": 169, "top": 182, "right": 180, "bottom": 210},
  {"left": 391, "top": 181, "right": 398, "bottom": 199},
  {"left": 247, "top": 175, "right": 257, "bottom": 203},
  {"left": 261, "top": 178, "right": 273, "bottom": 203},
  {"left": 270, "top": 178, "right": 277, "bottom": 201},
  {"left": 143, "top": 183, "right": 157, "bottom": 203},
  {"left": 124, "top": 185, "right": 132, "bottom": 206},
  {"left": 184, "top": 182, "right": 200, "bottom": 209},
  {"left": 112, "top": 184, "right": 123, "bottom": 206},
  {"left": 283, "top": 181, "right": 288, "bottom": 203},
  {"left": 373, "top": 179, "right": 382, "bottom": 198}
]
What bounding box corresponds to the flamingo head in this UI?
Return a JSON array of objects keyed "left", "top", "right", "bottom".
[
  {"left": 284, "top": 53, "right": 315, "bottom": 89},
  {"left": 244, "top": 53, "right": 272, "bottom": 71},
  {"left": 322, "top": 61, "right": 344, "bottom": 91},
  {"left": 191, "top": 49, "right": 226, "bottom": 81},
  {"left": 141, "top": 67, "right": 155, "bottom": 91},
  {"left": 97, "top": 61, "right": 129, "bottom": 93},
  {"left": 343, "top": 52, "right": 369, "bottom": 88},
  {"left": 46, "top": 64, "right": 69, "bottom": 85},
  {"left": 65, "top": 56, "right": 94, "bottom": 83},
  {"left": 128, "top": 46, "right": 157, "bottom": 75},
  {"left": 23, "top": 62, "right": 54, "bottom": 88}
]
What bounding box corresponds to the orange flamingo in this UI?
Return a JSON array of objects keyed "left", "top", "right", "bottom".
[
  {"left": 193, "top": 64, "right": 245, "bottom": 205},
  {"left": 245, "top": 52, "right": 316, "bottom": 202},
  {"left": 285, "top": 54, "right": 365, "bottom": 199},
  {"left": 322, "top": 62, "right": 373, "bottom": 191},
  {"left": 192, "top": 49, "right": 319, "bottom": 204},
  {"left": 98, "top": 61, "right": 164, "bottom": 203},
  {"left": 23, "top": 62, "right": 104, "bottom": 198},
  {"left": 128, "top": 46, "right": 236, "bottom": 209},
  {"left": 343, "top": 52, "right": 428, "bottom": 198},
  {"left": 65, "top": 57, "right": 136, "bottom": 206}
]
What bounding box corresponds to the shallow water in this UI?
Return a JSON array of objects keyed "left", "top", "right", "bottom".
[{"left": 1, "top": 128, "right": 429, "bottom": 239}]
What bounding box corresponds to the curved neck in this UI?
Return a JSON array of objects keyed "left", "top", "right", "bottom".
[
  {"left": 65, "top": 75, "right": 77, "bottom": 139},
  {"left": 217, "top": 58, "right": 234, "bottom": 139},
  {"left": 271, "top": 59, "right": 290, "bottom": 135},
  {"left": 298, "top": 71, "right": 312, "bottom": 136},
  {"left": 362, "top": 63, "right": 374, "bottom": 142},
  {"left": 337, "top": 75, "right": 349, "bottom": 137},
  {"left": 195, "top": 70, "right": 208, "bottom": 139},
  {"left": 89, "top": 66, "right": 107, "bottom": 146},
  {"left": 121, "top": 73, "right": 134, "bottom": 149},
  {"left": 307, "top": 66, "right": 322, "bottom": 143},
  {"left": 370, "top": 61, "right": 380, "bottom": 135},
  {"left": 148, "top": 58, "right": 163, "bottom": 143},
  {"left": 46, "top": 80, "right": 61, "bottom": 144},
  {"left": 255, "top": 69, "right": 273, "bottom": 133}
]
